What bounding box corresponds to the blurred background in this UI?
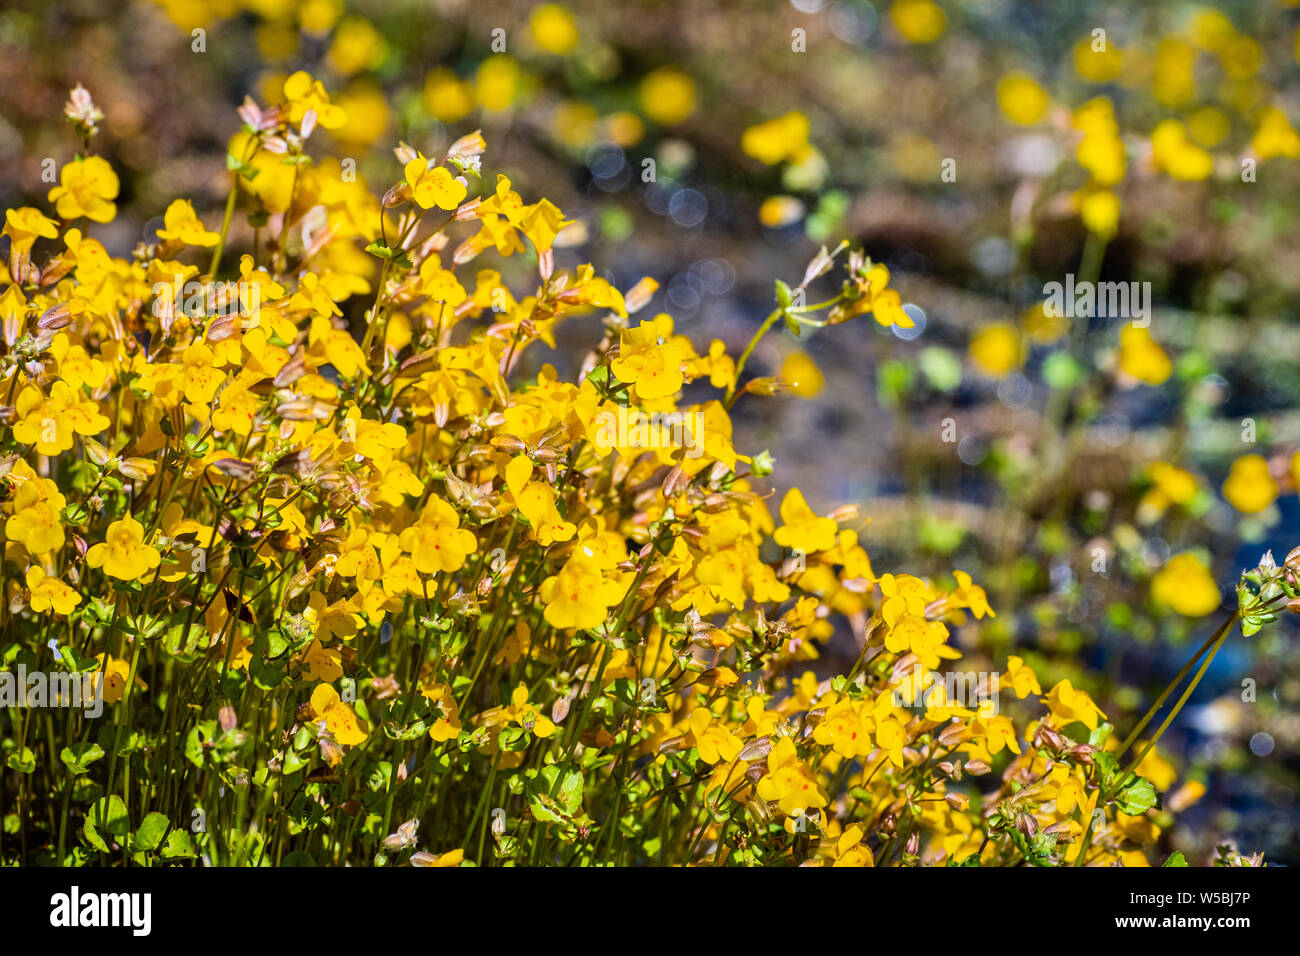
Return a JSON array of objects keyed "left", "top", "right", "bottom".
[{"left": 2, "top": 0, "right": 1299, "bottom": 863}]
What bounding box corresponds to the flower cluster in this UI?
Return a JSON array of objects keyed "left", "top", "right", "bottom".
[{"left": 0, "top": 76, "right": 1249, "bottom": 867}]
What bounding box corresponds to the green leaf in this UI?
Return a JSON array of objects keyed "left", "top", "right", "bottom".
[
  {"left": 6, "top": 747, "right": 36, "bottom": 773},
  {"left": 132, "top": 812, "right": 171, "bottom": 852},
  {"left": 1116, "top": 776, "right": 1158, "bottom": 816},
  {"left": 526, "top": 765, "right": 585, "bottom": 822},
  {"left": 160, "top": 828, "right": 197, "bottom": 860},
  {"left": 84, "top": 795, "right": 130, "bottom": 852},
  {"left": 774, "top": 279, "right": 794, "bottom": 310},
  {"left": 1162, "top": 851, "right": 1188, "bottom": 867},
  {"left": 60, "top": 742, "right": 105, "bottom": 774}
]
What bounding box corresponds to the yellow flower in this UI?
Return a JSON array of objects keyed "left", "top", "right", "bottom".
[
  {"left": 812, "top": 699, "right": 872, "bottom": 759},
  {"left": 519, "top": 199, "right": 572, "bottom": 253},
  {"left": 3, "top": 207, "right": 59, "bottom": 253},
  {"left": 14, "top": 381, "right": 111, "bottom": 456},
  {"left": 772, "top": 488, "right": 837, "bottom": 555},
  {"left": 969, "top": 323, "right": 1022, "bottom": 378},
  {"left": 6, "top": 476, "right": 66, "bottom": 554},
  {"left": 639, "top": 68, "right": 695, "bottom": 126},
  {"left": 282, "top": 70, "right": 346, "bottom": 130},
  {"left": 1151, "top": 553, "right": 1221, "bottom": 617},
  {"left": 411, "top": 848, "right": 464, "bottom": 867},
  {"left": 973, "top": 714, "right": 1021, "bottom": 755},
  {"left": 26, "top": 566, "right": 80, "bottom": 615},
  {"left": 298, "top": 638, "right": 343, "bottom": 683},
  {"left": 309, "top": 683, "right": 368, "bottom": 746},
  {"left": 398, "top": 496, "right": 477, "bottom": 574},
  {"left": 48, "top": 156, "right": 119, "bottom": 223},
  {"left": 1042, "top": 679, "right": 1106, "bottom": 731},
  {"left": 688, "top": 707, "right": 742, "bottom": 764},
  {"left": 1222, "top": 454, "right": 1277, "bottom": 514},
  {"left": 828, "top": 824, "right": 875, "bottom": 867},
  {"left": 756, "top": 736, "right": 828, "bottom": 816},
  {"left": 85, "top": 515, "right": 161, "bottom": 581},
  {"left": 91, "top": 654, "right": 144, "bottom": 705},
  {"left": 610, "top": 319, "right": 689, "bottom": 400},
  {"left": 504, "top": 684, "right": 557, "bottom": 738},
  {"left": 540, "top": 552, "right": 626, "bottom": 630},
  {"left": 950, "top": 570, "right": 995, "bottom": 618},
  {"left": 530, "top": 4, "right": 579, "bottom": 54},
  {"left": 404, "top": 156, "right": 468, "bottom": 211},
  {"left": 422, "top": 682, "right": 463, "bottom": 742},
  {"left": 997, "top": 72, "right": 1050, "bottom": 125},
  {"left": 155, "top": 199, "right": 220, "bottom": 246},
  {"left": 1001, "top": 656, "right": 1041, "bottom": 699},
  {"left": 779, "top": 351, "right": 824, "bottom": 398}
]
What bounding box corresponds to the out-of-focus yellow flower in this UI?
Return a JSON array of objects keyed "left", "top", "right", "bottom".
[
  {"left": 779, "top": 351, "right": 823, "bottom": 398},
  {"left": 334, "top": 81, "right": 390, "bottom": 147},
  {"left": 327, "top": 16, "right": 387, "bottom": 75},
  {"left": 476, "top": 55, "right": 522, "bottom": 112},
  {"left": 1222, "top": 454, "right": 1277, "bottom": 514},
  {"left": 741, "top": 112, "right": 811, "bottom": 166},
  {"left": 282, "top": 70, "right": 346, "bottom": 130},
  {"left": 1252, "top": 106, "right": 1300, "bottom": 160},
  {"left": 759, "top": 195, "right": 804, "bottom": 228},
  {"left": 1187, "top": 106, "right": 1230, "bottom": 148},
  {"left": 1152, "top": 37, "right": 1197, "bottom": 108},
  {"left": 530, "top": 3, "right": 579, "bottom": 54},
  {"left": 1073, "top": 36, "right": 1124, "bottom": 83},
  {"left": 997, "top": 72, "right": 1050, "bottom": 125},
  {"left": 891, "top": 0, "right": 946, "bottom": 44},
  {"left": 639, "top": 68, "right": 695, "bottom": 126},
  {"left": 1140, "top": 461, "right": 1200, "bottom": 519},
  {"left": 1022, "top": 302, "right": 1066, "bottom": 344},
  {"left": 1151, "top": 553, "right": 1221, "bottom": 617},
  {"left": 1078, "top": 188, "right": 1121, "bottom": 239},
  {"left": 1151, "top": 119, "right": 1214, "bottom": 181},
  {"left": 424, "top": 68, "right": 475, "bottom": 123},
  {"left": 298, "top": 0, "right": 343, "bottom": 36},
  {"left": 1117, "top": 326, "right": 1171, "bottom": 386},
  {"left": 969, "top": 323, "right": 1022, "bottom": 378}
]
